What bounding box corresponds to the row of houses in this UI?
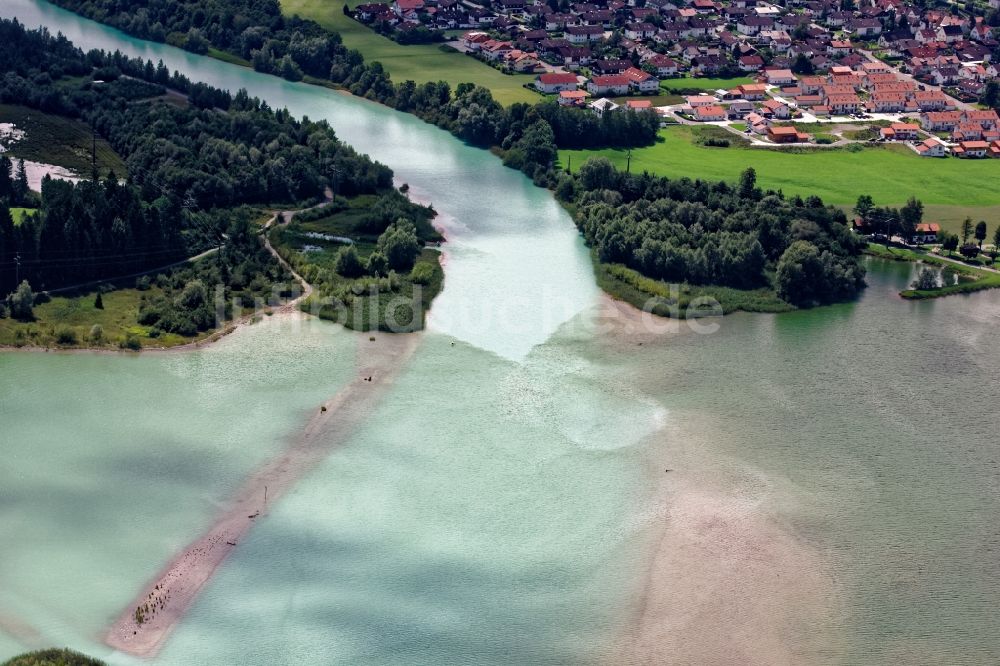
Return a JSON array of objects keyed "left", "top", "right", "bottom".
[{"left": 535, "top": 67, "right": 660, "bottom": 96}]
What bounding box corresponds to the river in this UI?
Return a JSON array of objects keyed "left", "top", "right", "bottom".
[{"left": 1, "top": 1, "right": 1000, "bottom": 664}]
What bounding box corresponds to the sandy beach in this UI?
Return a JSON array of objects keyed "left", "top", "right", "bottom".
[{"left": 104, "top": 331, "right": 420, "bottom": 657}]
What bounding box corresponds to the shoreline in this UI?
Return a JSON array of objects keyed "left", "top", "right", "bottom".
[{"left": 103, "top": 330, "right": 421, "bottom": 658}]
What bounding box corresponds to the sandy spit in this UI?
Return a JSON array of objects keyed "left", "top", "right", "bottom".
[{"left": 104, "top": 330, "right": 420, "bottom": 658}]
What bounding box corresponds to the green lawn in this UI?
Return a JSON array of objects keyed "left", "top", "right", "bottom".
[
  {"left": 605, "top": 93, "right": 685, "bottom": 106},
  {"left": 10, "top": 207, "right": 35, "bottom": 224},
  {"left": 559, "top": 126, "right": 1000, "bottom": 232},
  {"left": 0, "top": 287, "right": 200, "bottom": 349},
  {"left": 279, "top": 0, "right": 540, "bottom": 105},
  {"left": 661, "top": 75, "right": 754, "bottom": 92},
  {"left": 0, "top": 104, "right": 126, "bottom": 178}
]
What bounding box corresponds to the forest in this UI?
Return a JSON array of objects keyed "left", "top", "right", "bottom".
[
  {"left": 568, "top": 162, "right": 867, "bottom": 308},
  {"left": 46, "top": 0, "right": 661, "bottom": 167},
  {"left": 0, "top": 17, "right": 392, "bottom": 298}
]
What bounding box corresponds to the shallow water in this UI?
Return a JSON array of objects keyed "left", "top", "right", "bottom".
[{"left": 1, "top": 2, "right": 1000, "bottom": 663}]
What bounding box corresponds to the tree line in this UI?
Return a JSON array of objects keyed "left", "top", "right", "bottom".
[
  {"left": 47, "top": 0, "right": 661, "bottom": 162},
  {"left": 569, "top": 164, "right": 867, "bottom": 307}
]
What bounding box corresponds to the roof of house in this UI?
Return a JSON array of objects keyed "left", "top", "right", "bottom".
[
  {"left": 538, "top": 72, "right": 579, "bottom": 84},
  {"left": 768, "top": 125, "right": 799, "bottom": 135},
  {"left": 916, "top": 222, "right": 941, "bottom": 232},
  {"left": 591, "top": 74, "right": 630, "bottom": 86},
  {"left": 626, "top": 99, "right": 653, "bottom": 108},
  {"left": 695, "top": 104, "right": 727, "bottom": 117},
  {"left": 623, "top": 67, "right": 655, "bottom": 83}
]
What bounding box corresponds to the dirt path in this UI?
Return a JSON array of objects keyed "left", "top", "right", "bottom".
[{"left": 104, "top": 330, "right": 420, "bottom": 658}]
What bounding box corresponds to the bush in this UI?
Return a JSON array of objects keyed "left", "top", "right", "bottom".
[
  {"left": 334, "top": 245, "right": 365, "bottom": 278},
  {"left": 55, "top": 326, "right": 78, "bottom": 345},
  {"left": 7, "top": 280, "right": 35, "bottom": 321},
  {"left": 94, "top": 292, "right": 104, "bottom": 309},
  {"left": 135, "top": 275, "right": 151, "bottom": 290},
  {"left": 912, "top": 267, "right": 938, "bottom": 290},
  {"left": 119, "top": 334, "right": 142, "bottom": 351},
  {"left": 409, "top": 262, "right": 436, "bottom": 285},
  {"left": 89, "top": 324, "right": 103, "bottom": 342},
  {"left": 377, "top": 219, "right": 421, "bottom": 272},
  {"left": 2, "top": 648, "right": 106, "bottom": 666}
]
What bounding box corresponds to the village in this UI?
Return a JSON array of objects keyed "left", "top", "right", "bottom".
[{"left": 350, "top": 0, "right": 1000, "bottom": 154}]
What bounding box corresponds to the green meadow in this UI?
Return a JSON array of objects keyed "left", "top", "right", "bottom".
[
  {"left": 661, "top": 75, "right": 754, "bottom": 92},
  {"left": 559, "top": 126, "right": 1000, "bottom": 234},
  {"left": 280, "top": 0, "right": 540, "bottom": 105}
]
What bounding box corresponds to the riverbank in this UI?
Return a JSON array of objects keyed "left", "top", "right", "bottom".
[{"left": 105, "top": 329, "right": 421, "bottom": 658}]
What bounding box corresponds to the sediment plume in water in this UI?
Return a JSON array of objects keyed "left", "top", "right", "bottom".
[
  {"left": 594, "top": 296, "right": 844, "bottom": 665},
  {"left": 104, "top": 331, "right": 420, "bottom": 658}
]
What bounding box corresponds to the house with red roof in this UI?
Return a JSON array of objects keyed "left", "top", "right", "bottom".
[
  {"left": 623, "top": 67, "right": 659, "bottom": 93},
  {"left": 535, "top": 72, "right": 579, "bottom": 93},
  {"left": 914, "top": 137, "right": 947, "bottom": 157},
  {"left": 913, "top": 222, "right": 941, "bottom": 244},
  {"left": 587, "top": 74, "right": 630, "bottom": 96},
  {"left": 694, "top": 105, "right": 727, "bottom": 121},
  {"left": 953, "top": 140, "right": 989, "bottom": 158}
]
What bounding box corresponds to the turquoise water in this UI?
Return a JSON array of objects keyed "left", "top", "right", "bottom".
[{"left": 1, "top": 2, "right": 1000, "bottom": 663}]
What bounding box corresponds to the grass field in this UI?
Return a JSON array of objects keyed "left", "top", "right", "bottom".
[
  {"left": 661, "top": 75, "right": 754, "bottom": 92},
  {"left": 605, "top": 93, "right": 685, "bottom": 106},
  {"left": 10, "top": 207, "right": 35, "bottom": 225},
  {"left": 279, "top": 0, "right": 539, "bottom": 105},
  {"left": 559, "top": 126, "right": 1000, "bottom": 235},
  {"left": 0, "top": 104, "right": 126, "bottom": 178},
  {"left": 0, "top": 287, "right": 200, "bottom": 349}
]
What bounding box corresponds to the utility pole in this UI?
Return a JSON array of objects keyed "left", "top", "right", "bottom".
[
  {"left": 15, "top": 252, "right": 20, "bottom": 284},
  {"left": 567, "top": 154, "right": 571, "bottom": 174},
  {"left": 626, "top": 148, "right": 632, "bottom": 173},
  {"left": 92, "top": 126, "right": 97, "bottom": 181}
]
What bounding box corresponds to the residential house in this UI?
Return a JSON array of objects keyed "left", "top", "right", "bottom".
[
  {"left": 685, "top": 95, "right": 719, "bottom": 109},
  {"left": 587, "top": 74, "right": 631, "bottom": 95},
  {"left": 588, "top": 97, "right": 620, "bottom": 117},
  {"left": 765, "top": 69, "right": 796, "bottom": 85},
  {"left": 920, "top": 110, "right": 964, "bottom": 131},
  {"left": 558, "top": 89, "right": 589, "bottom": 106},
  {"left": 535, "top": 72, "right": 580, "bottom": 93},
  {"left": 826, "top": 93, "right": 862, "bottom": 114},
  {"left": 880, "top": 122, "right": 920, "bottom": 140},
  {"left": 914, "top": 137, "right": 947, "bottom": 156},
  {"left": 646, "top": 54, "right": 680, "bottom": 77},
  {"left": 761, "top": 98, "right": 791, "bottom": 119},
  {"left": 694, "top": 104, "right": 728, "bottom": 121},
  {"left": 625, "top": 22, "right": 658, "bottom": 40},
  {"left": 768, "top": 125, "right": 810, "bottom": 142},
  {"left": 623, "top": 67, "right": 660, "bottom": 93},
  {"left": 953, "top": 140, "right": 989, "bottom": 157},
  {"left": 737, "top": 83, "right": 769, "bottom": 100},
  {"left": 728, "top": 100, "right": 754, "bottom": 118},
  {"left": 912, "top": 222, "right": 940, "bottom": 243},
  {"left": 912, "top": 90, "right": 951, "bottom": 111},
  {"left": 746, "top": 111, "right": 771, "bottom": 133},
  {"left": 566, "top": 25, "right": 605, "bottom": 43}
]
